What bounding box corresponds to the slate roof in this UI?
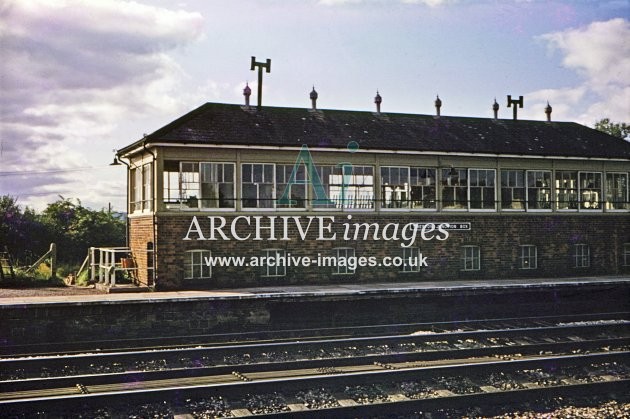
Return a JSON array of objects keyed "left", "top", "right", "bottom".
[{"left": 120, "top": 103, "right": 630, "bottom": 160}]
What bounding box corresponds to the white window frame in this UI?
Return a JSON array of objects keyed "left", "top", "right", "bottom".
[
  {"left": 184, "top": 249, "right": 211, "bottom": 279},
  {"left": 381, "top": 166, "right": 411, "bottom": 210},
  {"left": 131, "top": 163, "right": 152, "bottom": 213},
  {"left": 241, "top": 163, "right": 276, "bottom": 210},
  {"left": 163, "top": 161, "right": 180, "bottom": 207},
  {"left": 276, "top": 164, "right": 307, "bottom": 210},
  {"left": 526, "top": 170, "right": 552, "bottom": 212},
  {"left": 401, "top": 247, "right": 421, "bottom": 273},
  {"left": 131, "top": 166, "right": 142, "bottom": 213},
  {"left": 441, "top": 168, "right": 468, "bottom": 211},
  {"left": 410, "top": 167, "right": 437, "bottom": 210},
  {"left": 500, "top": 169, "right": 526, "bottom": 211},
  {"left": 468, "top": 168, "right": 497, "bottom": 211},
  {"left": 198, "top": 162, "right": 236, "bottom": 210},
  {"left": 461, "top": 245, "right": 480, "bottom": 271},
  {"left": 332, "top": 165, "right": 375, "bottom": 211},
  {"left": 143, "top": 164, "right": 152, "bottom": 212},
  {"left": 605, "top": 172, "right": 628, "bottom": 211},
  {"left": 573, "top": 244, "right": 590, "bottom": 268},
  {"left": 578, "top": 171, "right": 602, "bottom": 211},
  {"left": 381, "top": 166, "right": 437, "bottom": 211},
  {"left": 333, "top": 247, "right": 355, "bottom": 275},
  {"left": 555, "top": 171, "right": 579, "bottom": 211},
  {"left": 179, "top": 162, "right": 201, "bottom": 210},
  {"left": 519, "top": 245, "right": 537, "bottom": 270},
  {"left": 261, "top": 249, "right": 287, "bottom": 277}
]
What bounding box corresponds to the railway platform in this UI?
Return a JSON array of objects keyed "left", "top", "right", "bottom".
[
  {"left": 1, "top": 275, "right": 629, "bottom": 306},
  {"left": 1, "top": 275, "right": 628, "bottom": 350}
]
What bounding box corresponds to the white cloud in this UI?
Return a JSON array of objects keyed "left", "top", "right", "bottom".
[
  {"left": 318, "top": 0, "right": 363, "bottom": 4},
  {"left": 318, "top": 0, "right": 452, "bottom": 5},
  {"left": 524, "top": 18, "right": 630, "bottom": 125},
  {"left": 541, "top": 18, "right": 629, "bottom": 88},
  {"left": 0, "top": 0, "right": 204, "bottom": 210},
  {"left": 401, "top": 0, "right": 452, "bottom": 6}
]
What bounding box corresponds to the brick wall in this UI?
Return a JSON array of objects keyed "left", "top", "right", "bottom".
[
  {"left": 3, "top": 283, "right": 628, "bottom": 346},
  {"left": 129, "top": 216, "right": 155, "bottom": 286},
  {"left": 128, "top": 213, "right": 630, "bottom": 290}
]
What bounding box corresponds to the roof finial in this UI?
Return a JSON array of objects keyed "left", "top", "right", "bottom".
[
  {"left": 435, "top": 95, "right": 442, "bottom": 117},
  {"left": 545, "top": 101, "right": 552, "bottom": 122},
  {"left": 310, "top": 86, "right": 318, "bottom": 110},
  {"left": 492, "top": 98, "right": 499, "bottom": 119},
  {"left": 243, "top": 82, "right": 251, "bottom": 108},
  {"left": 374, "top": 90, "right": 382, "bottom": 114}
]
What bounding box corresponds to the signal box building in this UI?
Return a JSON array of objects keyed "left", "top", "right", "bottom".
[{"left": 115, "top": 92, "right": 630, "bottom": 290}]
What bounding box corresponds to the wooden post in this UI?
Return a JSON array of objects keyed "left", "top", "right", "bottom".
[
  {"left": 98, "top": 248, "right": 104, "bottom": 283},
  {"left": 49, "top": 243, "right": 57, "bottom": 279},
  {"left": 90, "top": 247, "right": 96, "bottom": 283}
]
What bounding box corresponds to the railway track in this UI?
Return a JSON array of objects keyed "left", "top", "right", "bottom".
[
  {"left": 1, "top": 314, "right": 628, "bottom": 417},
  {"left": 1, "top": 352, "right": 628, "bottom": 417},
  {"left": 2, "top": 311, "right": 627, "bottom": 357}
]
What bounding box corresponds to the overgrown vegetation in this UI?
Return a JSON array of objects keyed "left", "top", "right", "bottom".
[
  {"left": 7, "top": 264, "right": 66, "bottom": 287},
  {"left": 0, "top": 195, "right": 126, "bottom": 285}
]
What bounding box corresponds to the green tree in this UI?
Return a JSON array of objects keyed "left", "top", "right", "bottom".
[
  {"left": 0, "top": 196, "right": 47, "bottom": 264},
  {"left": 594, "top": 118, "right": 630, "bottom": 140},
  {"left": 40, "top": 197, "right": 125, "bottom": 263},
  {"left": 1, "top": 195, "right": 126, "bottom": 267}
]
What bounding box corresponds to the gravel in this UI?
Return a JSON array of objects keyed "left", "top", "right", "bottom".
[
  {"left": 87, "top": 362, "right": 124, "bottom": 374},
  {"left": 398, "top": 380, "right": 438, "bottom": 399},
  {"left": 117, "top": 401, "right": 174, "bottom": 418},
  {"left": 0, "top": 286, "right": 102, "bottom": 298},
  {"left": 483, "top": 372, "right": 526, "bottom": 390},
  {"left": 186, "top": 396, "right": 232, "bottom": 418},
  {"left": 344, "top": 384, "right": 389, "bottom": 404},
  {"left": 295, "top": 388, "right": 340, "bottom": 409},
  {"left": 245, "top": 392, "right": 289, "bottom": 414},
  {"left": 517, "top": 368, "right": 563, "bottom": 387},
  {"left": 483, "top": 400, "right": 630, "bottom": 418},
  {"left": 434, "top": 375, "right": 481, "bottom": 394},
  {"left": 133, "top": 359, "right": 169, "bottom": 371}
]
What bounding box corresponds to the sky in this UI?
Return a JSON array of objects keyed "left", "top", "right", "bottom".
[{"left": 1, "top": 0, "right": 629, "bottom": 212}]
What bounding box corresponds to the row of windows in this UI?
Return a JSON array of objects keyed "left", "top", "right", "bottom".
[
  {"left": 183, "top": 243, "right": 630, "bottom": 279},
  {"left": 462, "top": 244, "right": 590, "bottom": 270},
  {"left": 157, "top": 161, "right": 630, "bottom": 213}
]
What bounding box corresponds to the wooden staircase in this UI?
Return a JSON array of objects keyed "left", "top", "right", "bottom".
[{"left": 0, "top": 247, "right": 16, "bottom": 280}]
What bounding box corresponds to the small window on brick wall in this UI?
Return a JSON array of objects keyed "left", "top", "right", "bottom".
[
  {"left": 184, "top": 250, "right": 211, "bottom": 279},
  {"left": 461, "top": 245, "right": 480, "bottom": 271},
  {"left": 261, "top": 249, "right": 286, "bottom": 277},
  {"left": 333, "top": 247, "right": 355, "bottom": 275},
  {"left": 573, "top": 244, "right": 590, "bottom": 268},
  {"left": 519, "top": 245, "right": 537, "bottom": 269},
  {"left": 401, "top": 247, "right": 421, "bottom": 273},
  {"left": 623, "top": 243, "right": 630, "bottom": 267}
]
